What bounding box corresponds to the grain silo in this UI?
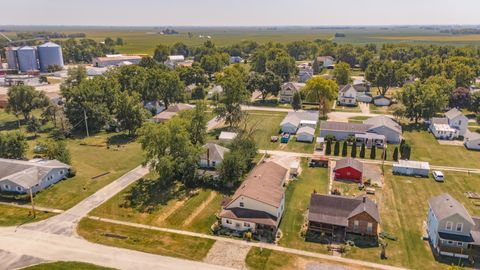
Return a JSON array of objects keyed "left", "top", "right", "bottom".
[
  {"left": 16, "top": 46, "right": 38, "bottom": 72},
  {"left": 5, "top": 47, "right": 18, "bottom": 70},
  {"left": 37, "top": 42, "right": 64, "bottom": 72}
]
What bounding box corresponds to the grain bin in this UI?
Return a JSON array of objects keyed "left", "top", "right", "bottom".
[
  {"left": 37, "top": 42, "right": 64, "bottom": 72},
  {"left": 16, "top": 46, "right": 38, "bottom": 72},
  {"left": 5, "top": 47, "right": 18, "bottom": 70}
]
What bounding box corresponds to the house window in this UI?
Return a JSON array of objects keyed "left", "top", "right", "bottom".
[
  {"left": 367, "top": 223, "right": 373, "bottom": 233},
  {"left": 354, "top": 220, "right": 359, "bottom": 230},
  {"left": 457, "top": 242, "right": 464, "bottom": 247},
  {"left": 447, "top": 240, "right": 454, "bottom": 245},
  {"left": 244, "top": 223, "right": 250, "bottom": 227},
  {"left": 239, "top": 202, "right": 244, "bottom": 207},
  {"left": 225, "top": 219, "right": 232, "bottom": 224},
  {"left": 458, "top": 120, "right": 462, "bottom": 125},
  {"left": 456, "top": 223, "right": 463, "bottom": 232},
  {"left": 446, "top": 221, "right": 453, "bottom": 231},
  {"left": 59, "top": 170, "right": 64, "bottom": 175},
  {"left": 16, "top": 187, "right": 22, "bottom": 192},
  {"left": 212, "top": 161, "right": 216, "bottom": 167},
  {"left": 3, "top": 184, "right": 10, "bottom": 190}
]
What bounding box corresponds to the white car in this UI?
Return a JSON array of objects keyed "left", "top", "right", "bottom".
[{"left": 432, "top": 171, "right": 444, "bottom": 182}]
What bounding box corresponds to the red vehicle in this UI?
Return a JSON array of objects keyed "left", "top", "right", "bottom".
[{"left": 334, "top": 157, "right": 363, "bottom": 183}]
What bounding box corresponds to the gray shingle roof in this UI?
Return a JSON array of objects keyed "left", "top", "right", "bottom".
[
  {"left": 428, "top": 193, "right": 475, "bottom": 225},
  {"left": 363, "top": 115, "right": 402, "bottom": 134},
  {"left": 431, "top": 117, "right": 449, "bottom": 125},
  {"left": 0, "top": 158, "right": 70, "bottom": 188},
  {"left": 320, "top": 121, "right": 371, "bottom": 133},
  {"left": 465, "top": 130, "right": 480, "bottom": 141},
  {"left": 445, "top": 108, "right": 463, "bottom": 120},
  {"left": 201, "top": 143, "right": 230, "bottom": 161},
  {"left": 297, "top": 126, "right": 315, "bottom": 136},
  {"left": 334, "top": 157, "right": 363, "bottom": 173},
  {"left": 281, "top": 111, "right": 319, "bottom": 127}
]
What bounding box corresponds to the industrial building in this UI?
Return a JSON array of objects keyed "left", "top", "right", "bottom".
[
  {"left": 4, "top": 41, "right": 64, "bottom": 72},
  {"left": 37, "top": 42, "right": 64, "bottom": 71},
  {"left": 92, "top": 54, "right": 142, "bottom": 68}
]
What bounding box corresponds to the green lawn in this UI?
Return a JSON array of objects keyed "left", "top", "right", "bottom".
[
  {"left": 403, "top": 126, "right": 480, "bottom": 168},
  {"left": 22, "top": 261, "right": 114, "bottom": 270},
  {"left": 77, "top": 218, "right": 215, "bottom": 261},
  {"left": 0, "top": 205, "right": 55, "bottom": 227},
  {"left": 245, "top": 247, "right": 307, "bottom": 270},
  {"left": 278, "top": 160, "right": 330, "bottom": 252},
  {"left": 348, "top": 116, "right": 370, "bottom": 123}
]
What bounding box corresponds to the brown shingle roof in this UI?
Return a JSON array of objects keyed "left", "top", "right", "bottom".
[
  {"left": 308, "top": 194, "right": 380, "bottom": 227},
  {"left": 334, "top": 157, "right": 363, "bottom": 173},
  {"left": 428, "top": 193, "right": 475, "bottom": 225}
]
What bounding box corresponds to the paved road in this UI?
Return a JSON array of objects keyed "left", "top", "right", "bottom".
[
  {"left": 22, "top": 165, "right": 149, "bottom": 236},
  {"left": 0, "top": 227, "right": 233, "bottom": 270},
  {"left": 207, "top": 116, "right": 224, "bottom": 132}
]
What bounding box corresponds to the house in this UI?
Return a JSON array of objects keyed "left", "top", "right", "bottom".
[
  {"left": 392, "top": 160, "right": 430, "bottom": 177},
  {"left": 219, "top": 161, "right": 288, "bottom": 237},
  {"left": 338, "top": 84, "right": 358, "bottom": 106},
  {"left": 298, "top": 67, "right": 314, "bottom": 83},
  {"left": 199, "top": 143, "right": 229, "bottom": 169},
  {"left": 445, "top": 108, "right": 468, "bottom": 136},
  {"left": 352, "top": 79, "right": 370, "bottom": 93},
  {"left": 334, "top": 157, "right": 363, "bottom": 183},
  {"left": 356, "top": 92, "right": 373, "bottom": 103},
  {"left": 229, "top": 56, "right": 243, "bottom": 64},
  {"left": 0, "top": 158, "right": 70, "bottom": 194},
  {"left": 363, "top": 116, "right": 402, "bottom": 144},
  {"left": 296, "top": 126, "right": 315, "bottom": 143},
  {"left": 219, "top": 131, "right": 237, "bottom": 141},
  {"left": 164, "top": 55, "right": 185, "bottom": 69},
  {"left": 427, "top": 193, "right": 480, "bottom": 260},
  {"left": 373, "top": 95, "right": 391, "bottom": 106},
  {"left": 144, "top": 101, "right": 165, "bottom": 115},
  {"left": 313, "top": 56, "right": 334, "bottom": 71},
  {"left": 429, "top": 108, "right": 469, "bottom": 139},
  {"left": 92, "top": 54, "right": 142, "bottom": 68},
  {"left": 307, "top": 194, "right": 380, "bottom": 240},
  {"left": 208, "top": 85, "right": 223, "bottom": 99},
  {"left": 464, "top": 131, "right": 480, "bottom": 150},
  {"left": 319, "top": 121, "right": 370, "bottom": 141},
  {"left": 152, "top": 103, "right": 194, "bottom": 122},
  {"left": 279, "top": 82, "right": 305, "bottom": 103},
  {"left": 280, "top": 111, "right": 319, "bottom": 134}
]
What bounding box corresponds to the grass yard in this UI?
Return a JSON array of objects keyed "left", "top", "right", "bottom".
[
  {"left": 333, "top": 106, "right": 362, "bottom": 113},
  {"left": 403, "top": 125, "right": 480, "bottom": 168},
  {"left": 278, "top": 159, "right": 330, "bottom": 253},
  {"left": 344, "top": 168, "right": 480, "bottom": 269},
  {"left": 0, "top": 205, "right": 55, "bottom": 227},
  {"left": 22, "top": 261, "right": 114, "bottom": 270},
  {"left": 348, "top": 116, "right": 370, "bottom": 123},
  {"left": 77, "top": 218, "right": 215, "bottom": 261}
]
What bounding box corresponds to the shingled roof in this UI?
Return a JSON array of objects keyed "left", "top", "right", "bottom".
[
  {"left": 308, "top": 194, "right": 380, "bottom": 227},
  {"left": 428, "top": 193, "right": 475, "bottom": 225},
  {"left": 334, "top": 157, "right": 363, "bottom": 173},
  {"left": 201, "top": 143, "right": 229, "bottom": 161},
  {"left": 320, "top": 121, "right": 371, "bottom": 134},
  {"left": 445, "top": 108, "right": 463, "bottom": 120},
  {"left": 363, "top": 115, "right": 402, "bottom": 134}
]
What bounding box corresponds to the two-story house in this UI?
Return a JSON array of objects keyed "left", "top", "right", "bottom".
[
  {"left": 219, "top": 161, "right": 288, "bottom": 238},
  {"left": 430, "top": 108, "right": 469, "bottom": 140},
  {"left": 279, "top": 82, "right": 305, "bottom": 103},
  {"left": 445, "top": 108, "right": 469, "bottom": 136},
  {"left": 427, "top": 193, "right": 480, "bottom": 260},
  {"left": 338, "top": 84, "right": 358, "bottom": 106}
]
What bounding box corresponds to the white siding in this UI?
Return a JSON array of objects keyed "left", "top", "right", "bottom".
[
  {"left": 221, "top": 218, "right": 256, "bottom": 232},
  {"left": 228, "top": 196, "right": 281, "bottom": 217}
]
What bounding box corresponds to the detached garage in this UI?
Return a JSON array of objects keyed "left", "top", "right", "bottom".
[
  {"left": 392, "top": 160, "right": 430, "bottom": 177},
  {"left": 334, "top": 157, "right": 363, "bottom": 183},
  {"left": 296, "top": 126, "right": 315, "bottom": 142}
]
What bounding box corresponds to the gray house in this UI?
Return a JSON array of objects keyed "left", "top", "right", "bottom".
[
  {"left": 363, "top": 116, "right": 402, "bottom": 144},
  {"left": 319, "top": 121, "right": 370, "bottom": 141},
  {"left": 427, "top": 193, "right": 480, "bottom": 260},
  {"left": 199, "top": 143, "right": 230, "bottom": 169},
  {"left": 0, "top": 158, "right": 70, "bottom": 194}
]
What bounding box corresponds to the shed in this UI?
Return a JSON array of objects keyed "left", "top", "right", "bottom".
[
  {"left": 296, "top": 126, "right": 315, "bottom": 143},
  {"left": 464, "top": 131, "right": 480, "bottom": 150},
  {"left": 219, "top": 131, "right": 237, "bottom": 141},
  {"left": 309, "top": 155, "right": 329, "bottom": 167},
  {"left": 334, "top": 157, "right": 363, "bottom": 183},
  {"left": 393, "top": 160, "right": 430, "bottom": 177},
  {"left": 373, "top": 96, "right": 391, "bottom": 106}
]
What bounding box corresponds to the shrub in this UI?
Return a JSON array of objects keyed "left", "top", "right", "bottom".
[
  {"left": 370, "top": 145, "right": 376, "bottom": 159},
  {"left": 341, "top": 141, "right": 348, "bottom": 156},
  {"left": 359, "top": 143, "right": 366, "bottom": 158},
  {"left": 351, "top": 142, "right": 357, "bottom": 158},
  {"left": 324, "top": 134, "right": 336, "bottom": 142},
  {"left": 334, "top": 141, "right": 340, "bottom": 156},
  {"left": 325, "top": 140, "right": 332, "bottom": 155},
  {"left": 68, "top": 167, "right": 76, "bottom": 177},
  {"left": 393, "top": 147, "right": 399, "bottom": 161}
]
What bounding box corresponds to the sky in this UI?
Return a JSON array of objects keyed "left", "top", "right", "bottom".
[{"left": 1, "top": 0, "right": 479, "bottom": 26}]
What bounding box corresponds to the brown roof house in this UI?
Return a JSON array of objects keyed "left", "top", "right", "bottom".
[
  {"left": 152, "top": 103, "right": 194, "bottom": 122},
  {"left": 307, "top": 194, "right": 380, "bottom": 241},
  {"left": 219, "top": 161, "right": 288, "bottom": 239}
]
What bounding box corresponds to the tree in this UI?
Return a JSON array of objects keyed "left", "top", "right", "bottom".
[
  {"left": 351, "top": 142, "right": 357, "bottom": 158},
  {"left": 391, "top": 104, "right": 406, "bottom": 120},
  {"left": 450, "top": 87, "right": 471, "bottom": 109},
  {"left": 400, "top": 143, "right": 411, "bottom": 160},
  {"left": 219, "top": 152, "right": 246, "bottom": 187},
  {"left": 104, "top": 37, "right": 115, "bottom": 47},
  {"left": 334, "top": 141, "right": 340, "bottom": 156},
  {"left": 6, "top": 85, "right": 49, "bottom": 120},
  {"left": 116, "top": 37, "right": 124, "bottom": 46},
  {"left": 333, "top": 62, "right": 351, "bottom": 85},
  {"left": 393, "top": 147, "right": 399, "bottom": 161},
  {"left": 341, "top": 141, "right": 348, "bottom": 157},
  {"left": 303, "top": 77, "right": 338, "bottom": 116},
  {"left": 186, "top": 101, "right": 208, "bottom": 145},
  {"left": 153, "top": 44, "right": 170, "bottom": 62},
  {"left": 292, "top": 91, "right": 302, "bottom": 111},
  {"left": 177, "top": 65, "right": 207, "bottom": 86},
  {"left": 360, "top": 143, "right": 366, "bottom": 158},
  {"left": 325, "top": 140, "right": 332, "bottom": 155},
  {"left": 250, "top": 49, "right": 267, "bottom": 73},
  {"left": 61, "top": 66, "right": 87, "bottom": 90},
  {"left": 27, "top": 116, "right": 42, "bottom": 138},
  {"left": 138, "top": 56, "right": 158, "bottom": 69},
  {"left": 0, "top": 132, "right": 28, "bottom": 159},
  {"left": 114, "top": 91, "right": 148, "bottom": 135},
  {"left": 471, "top": 91, "right": 480, "bottom": 113},
  {"left": 246, "top": 71, "right": 281, "bottom": 101},
  {"left": 44, "top": 139, "right": 71, "bottom": 164},
  {"left": 365, "top": 60, "right": 408, "bottom": 96},
  {"left": 336, "top": 44, "right": 357, "bottom": 67},
  {"left": 359, "top": 50, "right": 374, "bottom": 71},
  {"left": 266, "top": 52, "right": 297, "bottom": 82},
  {"left": 200, "top": 53, "right": 224, "bottom": 80},
  {"left": 171, "top": 42, "right": 190, "bottom": 57},
  {"left": 370, "top": 145, "right": 377, "bottom": 159},
  {"left": 157, "top": 70, "right": 184, "bottom": 109},
  {"left": 230, "top": 133, "right": 258, "bottom": 167}
]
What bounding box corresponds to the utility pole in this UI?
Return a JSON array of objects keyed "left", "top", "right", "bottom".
[
  {"left": 29, "top": 187, "right": 36, "bottom": 218},
  {"left": 83, "top": 109, "right": 89, "bottom": 137}
]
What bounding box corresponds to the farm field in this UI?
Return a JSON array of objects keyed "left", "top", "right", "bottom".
[{"left": 22, "top": 261, "right": 114, "bottom": 270}]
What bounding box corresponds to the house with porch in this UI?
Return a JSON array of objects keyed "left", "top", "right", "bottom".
[
  {"left": 279, "top": 82, "right": 305, "bottom": 103},
  {"left": 427, "top": 193, "right": 480, "bottom": 261},
  {"left": 338, "top": 84, "right": 358, "bottom": 106},
  {"left": 429, "top": 108, "right": 469, "bottom": 140},
  {"left": 219, "top": 161, "right": 288, "bottom": 238},
  {"left": 307, "top": 194, "right": 380, "bottom": 242}
]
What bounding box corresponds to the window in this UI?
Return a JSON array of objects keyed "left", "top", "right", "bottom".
[
  {"left": 456, "top": 223, "right": 463, "bottom": 232},
  {"left": 3, "top": 184, "right": 10, "bottom": 190},
  {"left": 225, "top": 219, "right": 232, "bottom": 224},
  {"left": 367, "top": 222, "right": 373, "bottom": 233},
  {"left": 354, "top": 220, "right": 359, "bottom": 230},
  {"left": 244, "top": 223, "right": 250, "bottom": 227},
  {"left": 239, "top": 202, "right": 244, "bottom": 207},
  {"left": 458, "top": 120, "right": 462, "bottom": 125},
  {"left": 16, "top": 187, "right": 22, "bottom": 192},
  {"left": 447, "top": 240, "right": 454, "bottom": 245},
  {"left": 446, "top": 221, "right": 453, "bottom": 231},
  {"left": 212, "top": 161, "right": 216, "bottom": 167},
  {"left": 457, "top": 242, "right": 464, "bottom": 247}
]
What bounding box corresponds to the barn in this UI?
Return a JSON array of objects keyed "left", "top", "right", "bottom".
[{"left": 334, "top": 157, "right": 363, "bottom": 183}]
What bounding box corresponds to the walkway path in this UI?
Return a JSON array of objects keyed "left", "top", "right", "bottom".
[
  {"left": 207, "top": 116, "right": 224, "bottom": 132},
  {"left": 358, "top": 102, "right": 370, "bottom": 114}
]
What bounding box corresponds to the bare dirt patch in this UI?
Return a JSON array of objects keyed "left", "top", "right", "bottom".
[{"left": 203, "top": 241, "right": 251, "bottom": 269}]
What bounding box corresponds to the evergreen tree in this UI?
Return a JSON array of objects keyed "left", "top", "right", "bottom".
[
  {"left": 292, "top": 91, "right": 302, "bottom": 111},
  {"left": 393, "top": 147, "right": 399, "bottom": 161},
  {"left": 360, "top": 143, "right": 366, "bottom": 158},
  {"left": 370, "top": 145, "right": 377, "bottom": 159},
  {"left": 325, "top": 140, "right": 332, "bottom": 155},
  {"left": 341, "top": 141, "right": 348, "bottom": 157},
  {"left": 401, "top": 143, "right": 411, "bottom": 160},
  {"left": 334, "top": 141, "right": 340, "bottom": 156},
  {"left": 351, "top": 142, "right": 357, "bottom": 158}
]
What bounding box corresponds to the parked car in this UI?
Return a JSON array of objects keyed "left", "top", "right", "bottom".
[{"left": 432, "top": 171, "right": 444, "bottom": 182}]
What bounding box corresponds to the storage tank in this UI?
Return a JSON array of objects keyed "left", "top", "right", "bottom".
[
  {"left": 16, "top": 46, "right": 38, "bottom": 72},
  {"left": 5, "top": 47, "right": 18, "bottom": 70},
  {"left": 37, "top": 42, "right": 64, "bottom": 72}
]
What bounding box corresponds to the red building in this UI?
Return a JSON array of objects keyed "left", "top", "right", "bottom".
[{"left": 334, "top": 157, "right": 363, "bottom": 183}]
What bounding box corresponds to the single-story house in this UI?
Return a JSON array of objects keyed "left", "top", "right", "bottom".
[
  {"left": 164, "top": 55, "right": 185, "bottom": 69},
  {"left": 153, "top": 103, "right": 194, "bottom": 122},
  {"left": 356, "top": 92, "right": 373, "bottom": 103},
  {"left": 363, "top": 115, "right": 402, "bottom": 144},
  {"left": 219, "top": 161, "right": 288, "bottom": 237},
  {"left": 464, "top": 131, "right": 480, "bottom": 150},
  {"left": 296, "top": 126, "right": 315, "bottom": 143},
  {"left": 229, "top": 56, "right": 243, "bottom": 64},
  {"left": 280, "top": 111, "right": 319, "bottom": 134},
  {"left": 355, "top": 133, "right": 386, "bottom": 148},
  {"left": 334, "top": 157, "right": 363, "bottom": 183},
  {"left": 427, "top": 193, "right": 480, "bottom": 260},
  {"left": 307, "top": 194, "right": 380, "bottom": 240},
  {"left": 279, "top": 82, "right": 305, "bottom": 103},
  {"left": 393, "top": 160, "right": 430, "bottom": 177},
  {"left": 319, "top": 121, "right": 370, "bottom": 141},
  {"left": 92, "top": 54, "right": 142, "bottom": 68},
  {"left": 199, "top": 143, "right": 230, "bottom": 169},
  {"left": 298, "top": 68, "right": 313, "bottom": 83},
  {"left": 219, "top": 131, "right": 238, "bottom": 141},
  {"left": 0, "top": 158, "right": 70, "bottom": 194},
  {"left": 373, "top": 95, "right": 391, "bottom": 106},
  {"left": 313, "top": 56, "right": 335, "bottom": 70}
]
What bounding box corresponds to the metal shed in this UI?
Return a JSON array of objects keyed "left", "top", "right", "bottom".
[{"left": 392, "top": 160, "right": 430, "bottom": 177}]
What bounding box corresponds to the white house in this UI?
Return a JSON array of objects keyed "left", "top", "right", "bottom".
[
  {"left": 363, "top": 115, "right": 402, "bottom": 144},
  {"left": 429, "top": 108, "right": 469, "bottom": 140},
  {"left": 296, "top": 126, "right": 315, "bottom": 142},
  {"left": 392, "top": 160, "right": 430, "bottom": 177},
  {"left": 315, "top": 56, "right": 334, "bottom": 68},
  {"left": 207, "top": 85, "right": 223, "bottom": 99},
  {"left": 280, "top": 111, "right": 319, "bottom": 134},
  {"left": 338, "top": 84, "right": 358, "bottom": 106},
  {"left": 427, "top": 193, "right": 480, "bottom": 260},
  {"left": 164, "top": 55, "right": 185, "bottom": 69},
  {"left": 464, "top": 131, "right": 480, "bottom": 150},
  {"left": 219, "top": 161, "right": 288, "bottom": 236},
  {"left": 0, "top": 158, "right": 70, "bottom": 194},
  {"left": 279, "top": 82, "right": 305, "bottom": 103},
  {"left": 445, "top": 108, "right": 469, "bottom": 136},
  {"left": 199, "top": 143, "right": 229, "bottom": 169},
  {"left": 92, "top": 55, "right": 142, "bottom": 68}
]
